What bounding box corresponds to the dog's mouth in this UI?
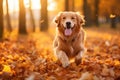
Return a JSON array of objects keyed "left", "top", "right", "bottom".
[
  {"left": 64, "top": 27, "right": 73, "bottom": 36},
  {"left": 65, "top": 28, "right": 72, "bottom": 36},
  {"left": 63, "top": 22, "right": 74, "bottom": 36}
]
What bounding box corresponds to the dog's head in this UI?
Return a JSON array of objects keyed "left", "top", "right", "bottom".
[{"left": 54, "top": 12, "right": 85, "bottom": 36}]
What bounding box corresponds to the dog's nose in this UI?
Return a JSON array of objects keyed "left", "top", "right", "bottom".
[
  {"left": 66, "top": 22, "right": 71, "bottom": 26},
  {"left": 66, "top": 22, "right": 71, "bottom": 29}
]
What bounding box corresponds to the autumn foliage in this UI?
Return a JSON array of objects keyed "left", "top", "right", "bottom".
[{"left": 0, "top": 27, "right": 120, "bottom": 80}]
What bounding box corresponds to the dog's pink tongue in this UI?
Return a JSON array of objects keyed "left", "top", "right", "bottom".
[{"left": 65, "top": 29, "right": 72, "bottom": 36}]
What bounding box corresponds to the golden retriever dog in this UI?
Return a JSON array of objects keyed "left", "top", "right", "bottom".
[{"left": 53, "top": 12, "right": 86, "bottom": 68}]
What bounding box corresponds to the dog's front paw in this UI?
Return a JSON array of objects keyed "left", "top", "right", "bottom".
[
  {"left": 75, "top": 51, "right": 83, "bottom": 65},
  {"left": 62, "top": 60, "right": 70, "bottom": 68},
  {"left": 56, "top": 51, "right": 70, "bottom": 68}
]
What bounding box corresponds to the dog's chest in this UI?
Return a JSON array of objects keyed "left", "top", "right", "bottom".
[
  {"left": 58, "top": 35, "right": 81, "bottom": 57},
  {"left": 65, "top": 39, "right": 81, "bottom": 56}
]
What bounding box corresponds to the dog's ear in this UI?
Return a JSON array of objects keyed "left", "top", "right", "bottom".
[
  {"left": 76, "top": 12, "right": 85, "bottom": 27},
  {"left": 53, "top": 12, "right": 62, "bottom": 27}
]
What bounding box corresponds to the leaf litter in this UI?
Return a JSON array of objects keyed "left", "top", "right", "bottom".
[{"left": 0, "top": 30, "right": 120, "bottom": 80}]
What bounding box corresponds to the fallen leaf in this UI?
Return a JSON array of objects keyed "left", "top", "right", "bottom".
[
  {"left": 3, "top": 65, "right": 11, "bottom": 73},
  {"left": 101, "top": 65, "right": 109, "bottom": 76},
  {"left": 79, "top": 72, "right": 93, "bottom": 80},
  {"left": 105, "top": 41, "right": 110, "bottom": 46}
]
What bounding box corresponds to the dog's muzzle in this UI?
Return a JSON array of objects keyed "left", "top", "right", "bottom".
[{"left": 66, "top": 22, "right": 71, "bottom": 29}]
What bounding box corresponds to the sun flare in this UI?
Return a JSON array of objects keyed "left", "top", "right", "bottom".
[{"left": 4, "top": 0, "right": 56, "bottom": 13}]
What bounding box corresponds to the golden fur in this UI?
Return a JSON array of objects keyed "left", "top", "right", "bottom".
[{"left": 53, "top": 12, "right": 86, "bottom": 67}]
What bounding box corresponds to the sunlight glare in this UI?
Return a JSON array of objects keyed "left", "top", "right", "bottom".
[
  {"left": 24, "top": 0, "right": 30, "bottom": 8},
  {"left": 4, "top": 0, "right": 56, "bottom": 13},
  {"left": 31, "top": 0, "right": 40, "bottom": 9},
  {"left": 48, "top": 0, "right": 56, "bottom": 11},
  {"left": 5, "top": 0, "right": 19, "bottom": 13},
  {"left": 110, "top": 14, "right": 116, "bottom": 18}
]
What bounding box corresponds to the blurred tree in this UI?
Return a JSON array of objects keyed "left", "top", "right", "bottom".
[
  {"left": 0, "top": 0, "right": 3, "bottom": 39},
  {"left": 65, "top": 0, "right": 69, "bottom": 11},
  {"left": 29, "top": 0, "right": 35, "bottom": 32},
  {"left": 111, "top": 17, "right": 116, "bottom": 28},
  {"left": 94, "top": 0, "right": 99, "bottom": 26},
  {"left": 65, "top": 0, "right": 74, "bottom": 11},
  {"left": 99, "top": 0, "right": 120, "bottom": 28},
  {"left": 110, "top": 7, "right": 117, "bottom": 28},
  {"left": 6, "top": 0, "right": 12, "bottom": 32},
  {"left": 40, "top": 0, "right": 48, "bottom": 31},
  {"left": 83, "top": 0, "right": 92, "bottom": 26},
  {"left": 19, "top": 0, "right": 27, "bottom": 34}
]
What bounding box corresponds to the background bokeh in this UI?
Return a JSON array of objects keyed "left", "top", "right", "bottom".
[{"left": 0, "top": 0, "right": 120, "bottom": 39}]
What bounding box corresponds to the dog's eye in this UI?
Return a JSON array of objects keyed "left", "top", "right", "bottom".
[
  {"left": 63, "top": 17, "right": 66, "bottom": 19},
  {"left": 71, "top": 17, "right": 75, "bottom": 19}
]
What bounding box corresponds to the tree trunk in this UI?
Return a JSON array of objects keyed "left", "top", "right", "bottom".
[
  {"left": 29, "top": 0, "right": 35, "bottom": 32},
  {"left": 65, "top": 0, "right": 74, "bottom": 11},
  {"left": 0, "top": 0, "right": 3, "bottom": 39},
  {"left": 6, "top": 0, "right": 12, "bottom": 32},
  {"left": 83, "top": 0, "right": 92, "bottom": 26},
  {"left": 110, "top": 7, "right": 117, "bottom": 28},
  {"left": 40, "top": 0, "right": 48, "bottom": 31},
  {"left": 111, "top": 17, "right": 116, "bottom": 28},
  {"left": 19, "top": 0, "right": 27, "bottom": 34},
  {"left": 94, "top": 0, "right": 99, "bottom": 26}
]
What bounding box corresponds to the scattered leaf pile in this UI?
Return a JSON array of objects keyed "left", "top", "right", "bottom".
[{"left": 0, "top": 30, "right": 120, "bottom": 80}]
